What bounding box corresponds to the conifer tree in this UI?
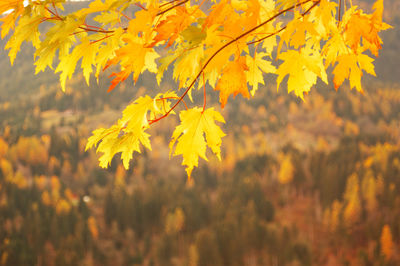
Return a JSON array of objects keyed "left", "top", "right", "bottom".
[{"left": 380, "top": 224, "right": 394, "bottom": 261}]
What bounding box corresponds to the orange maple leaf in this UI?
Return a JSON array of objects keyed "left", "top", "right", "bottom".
[
  {"left": 215, "top": 57, "right": 249, "bottom": 108},
  {"left": 151, "top": 6, "right": 192, "bottom": 47},
  {"left": 106, "top": 36, "right": 159, "bottom": 91},
  {"left": 202, "top": 0, "right": 234, "bottom": 30},
  {"left": 332, "top": 53, "right": 375, "bottom": 92},
  {"left": 345, "top": 12, "right": 379, "bottom": 54},
  {"left": 345, "top": 2, "right": 391, "bottom": 56}
]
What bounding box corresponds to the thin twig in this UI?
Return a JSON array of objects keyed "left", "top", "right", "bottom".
[
  {"left": 78, "top": 26, "right": 114, "bottom": 34},
  {"left": 44, "top": 6, "right": 60, "bottom": 19},
  {"left": 135, "top": 3, "right": 147, "bottom": 11},
  {"left": 202, "top": 72, "right": 206, "bottom": 113},
  {"left": 156, "top": 97, "right": 189, "bottom": 110},
  {"left": 160, "top": 0, "right": 182, "bottom": 8},
  {"left": 90, "top": 34, "right": 114, "bottom": 44},
  {"left": 157, "top": 0, "right": 189, "bottom": 16},
  {"left": 248, "top": 0, "right": 320, "bottom": 45},
  {"left": 189, "top": 0, "right": 207, "bottom": 16},
  {"left": 52, "top": 2, "right": 60, "bottom": 17},
  {"left": 247, "top": 27, "right": 285, "bottom": 45}
]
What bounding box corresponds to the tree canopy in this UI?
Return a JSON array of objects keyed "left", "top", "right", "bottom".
[{"left": 0, "top": 0, "right": 391, "bottom": 178}]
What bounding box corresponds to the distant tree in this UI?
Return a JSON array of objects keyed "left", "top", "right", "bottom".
[
  {"left": 380, "top": 224, "right": 393, "bottom": 261},
  {"left": 361, "top": 170, "right": 377, "bottom": 214},
  {"left": 278, "top": 154, "right": 294, "bottom": 185},
  {"left": 0, "top": 137, "right": 8, "bottom": 158},
  {"left": 195, "top": 229, "right": 222, "bottom": 266},
  {"left": 343, "top": 173, "right": 361, "bottom": 228}
]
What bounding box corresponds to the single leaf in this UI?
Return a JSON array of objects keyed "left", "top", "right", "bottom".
[
  {"left": 169, "top": 107, "right": 225, "bottom": 178},
  {"left": 246, "top": 52, "right": 276, "bottom": 96},
  {"left": 276, "top": 49, "right": 327, "bottom": 100},
  {"left": 313, "top": 0, "right": 337, "bottom": 37},
  {"left": 332, "top": 53, "right": 375, "bottom": 92},
  {"left": 5, "top": 13, "right": 41, "bottom": 65},
  {"left": 55, "top": 36, "right": 100, "bottom": 91},
  {"left": 215, "top": 56, "right": 249, "bottom": 108}
]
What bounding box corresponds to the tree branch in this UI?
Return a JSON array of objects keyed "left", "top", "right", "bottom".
[
  {"left": 157, "top": 0, "right": 315, "bottom": 120},
  {"left": 248, "top": 0, "right": 320, "bottom": 45}
]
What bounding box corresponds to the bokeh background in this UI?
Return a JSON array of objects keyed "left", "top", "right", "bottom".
[{"left": 0, "top": 0, "right": 399, "bottom": 265}]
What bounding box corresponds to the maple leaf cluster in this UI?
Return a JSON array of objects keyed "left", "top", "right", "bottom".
[{"left": 0, "top": 0, "right": 391, "bottom": 178}]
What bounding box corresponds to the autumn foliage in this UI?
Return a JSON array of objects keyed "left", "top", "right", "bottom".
[{"left": 0, "top": 0, "right": 391, "bottom": 177}]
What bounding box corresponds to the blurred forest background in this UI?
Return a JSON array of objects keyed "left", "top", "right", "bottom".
[{"left": 0, "top": 0, "right": 400, "bottom": 265}]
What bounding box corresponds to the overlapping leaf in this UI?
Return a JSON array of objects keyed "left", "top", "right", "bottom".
[
  {"left": 106, "top": 34, "right": 159, "bottom": 91},
  {"left": 86, "top": 92, "right": 177, "bottom": 169}
]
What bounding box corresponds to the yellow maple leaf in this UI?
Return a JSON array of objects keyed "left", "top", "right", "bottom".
[
  {"left": 276, "top": 49, "right": 327, "bottom": 100},
  {"left": 34, "top": 15, "right": 84, "bottom": 75},
  {"left": 55, "top": 36, "right": 101, "bottom": 91},
  {"left": 126, "top": 5, "right": 158, "bottom": 43},
  {"left": 173, "top": 45, "right": 204, "bottom": 89},
  {"left": 5, "top": 13, "right": 41, "bottom": 65},
  {"left": 169, "top": 107, "right": 225, "bottom": 178},
  {"left": 322, "top": 30, "right": 348, "bottom": 68},
  {"left": 87, "top": 92, "right": 177, "bottom": 169},
  {"left": 246, "top": 52, "right": 276, "bottom": 96},
  {"left": 312, "top": 0, "right": 337, "bottom": 38},
  {"left": 156, "top": 52, "right": 178, "bottom": 85},
  {"left": 215, "top": 57, "right": 249, "bottom": 108},
  {"left": 279, "top": 13, "right": 318, "bottom": 53},
  {"left": 94, "top": 27, "right": 124, "bottom": 78},
  {"left": 86, "top": 102, "right": 152, "bottom": 168},
  {"left": 260, "top": 21, "right": 279, "bottom": 56},
  {"left": 80, "top": 38, "right": 98, "bottom": 85}
]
